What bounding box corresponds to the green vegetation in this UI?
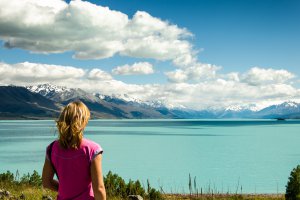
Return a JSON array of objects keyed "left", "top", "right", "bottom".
[
  {"left": 104, "top": 171, "right": 163, "bottom": 199},
  {"left": 0, "top": 170, "right": 42, "bottom": 187},
  {"left": 0, "top": 170, "right": 286, "bottom": 200},
  {"left": 0, "top": 170, "right": 53, "bottom": 200},
  {"left": 0, "top": 170, "right": 163, "bottom": 200},
  {"left": 285, "top": 165, "right": 300, "bottom": 200},
  {"left": 165, "top": 194, "right": 283, "bottom": 200}
]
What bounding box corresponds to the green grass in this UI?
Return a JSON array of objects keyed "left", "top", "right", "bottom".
[
  {"left": 0, "top": 170, "right": 163, "bottom": 199},
  {"left": 164, "top": 194, "right": 284, "bottom": 200},
  {"left": 0, "top": 183, "right": 285, "bottom": 200},
  {"left": 0, "top": 171, "right": 285, "bottom": 200},
  {"left": 0, "top": 182, "right": 56, "bottom": 200}
]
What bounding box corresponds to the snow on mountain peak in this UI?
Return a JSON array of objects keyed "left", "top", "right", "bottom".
[
  {"left": 225, "top": 104, "right": 261, "bottom": 112},
  {"left": 25, "top": 83, "right": 300, "bottom": 114},
  {"left": 110, "top": 93, "right": 170, "bottom": 108},
  {"left": 281, "top": 101, "right": 298, "bottom": 108},
  {"left": 26, "top": 83, "right": 69, "bottom": 95},
  {"left": 225, "top": 105, "right": 243, "bottom": 111}
]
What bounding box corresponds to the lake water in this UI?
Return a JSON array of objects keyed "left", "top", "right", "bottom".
[{"left": 0, "top": 119, "right": 299, "bottom": 194}]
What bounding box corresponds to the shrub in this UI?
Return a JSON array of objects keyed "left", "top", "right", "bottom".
[
  {"left": 0, "top": 170, "right": 163, "bottom": 199},
  {"left": 104, "top": 171, "right": 148, "bottom": 198},
  {"left": 146, "top": 178, "right": 164, "bottom": 200},
  {"left": 0, "top": 171, "right": 14, "bottom": 183},
  {"left": 0, "top": 170, "right": 42, "bottom": 187},
  {"left": 104, "top": 171, "right": 127, "bottom": 197},
  {"left": 286, "top": 165, "right": 300, "bottom": 200},
  {"left": 148, "top": 188, "right": 164, "bottom": 200},
  {"left": 104, "top": 171, "right": 163, "bottom": 199},
  {"left": 20, "top": 170, "right": 42, "bottom": 186},
  {"left": 126, "top": 179, "right": 145, "bottom": 196}
]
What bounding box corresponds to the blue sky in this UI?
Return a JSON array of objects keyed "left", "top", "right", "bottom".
[
  {"left": 2, "top": 0, "right": 300, "bottom": 73},
  {"left": 0, "top": 0, "right": 299, "bottom": 109},
  {"left": 98, "top": 0, "right": 300, "bottom": 72}
]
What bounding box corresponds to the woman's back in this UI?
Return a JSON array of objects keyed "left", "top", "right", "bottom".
[
  {"left": 42, "top": 101, "right": 106, "bottom": 200},
  {"left": 48, "top": 138, "right": 103, "bottom": 200}
]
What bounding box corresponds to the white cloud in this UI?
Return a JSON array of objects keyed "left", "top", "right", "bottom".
[
  {"left": 166, "top": 63, "right": 220, "bottom": 82},
  {"left": 1, "top": 61, "right": 299, "bottom": 110},
  {"left": 112, "top": 62, "right": 154, "bottom": 75},
  {"left": 224, "top": 72, "right": 240, "bottom": 82},
  {"left": 0, "top": 0, "right": 298, "bottom": 110},
  {"left": 0, "top": 0, "right": 221, "bottom": 84},
  {"left": 0, "top": 0, "right": 194, "bottom": 66},
  {"left": 88, "top": 68, "right": 113, "bottom": 80},
  {"left": 0, "top": 62, "right": 85, "bottom": 83},
  {"left": 0, "top": 61, "right": 142, "bottom": 96},
  {"left": 241, "top": 67, "right": 295, "bottom": 85},
  {"left": 157, "top": 81, "right": 299, "bottom": 110},
  {"left": 165, "top": 69, "right": 188, "bottom": 83}
]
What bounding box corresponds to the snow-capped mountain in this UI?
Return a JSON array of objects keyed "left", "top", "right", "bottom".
[
  {"left": 24, "top": 83, "right": 176, "bottom": 119},
  {"left": 26, "top": 83, "right": 99, "bottom": 103},
  {"left": 27, "top": 83, "right": 170, "bottom": 109},
  {"left": 225, "top": 105, "right": 245, "bottom": 112},
  {"left": 257, "top": 101, "right": 300, "bottom": 118},
  {"left": 26, "top": 83, "right": 69, "bottom": 96},
  {"left": 2, "top": 83, "right": 300, "bottom": 119},
  {"left": 0, "top": 85, "right": 60, "bottom": 119},
  {"left": 225, "top": 103, "right": 261, "bottom": 112},
  {"left": 107, "top": 93, "right": 169, "bottom": 108},
  {"left": 218, "top": 101, "right": 300, "bottom": 119}
]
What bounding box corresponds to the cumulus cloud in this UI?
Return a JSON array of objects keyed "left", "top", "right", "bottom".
[
  {"left": 165, "top": 69, "right": 188, "bottom": 83},
  {"left": 0, "top": 0, "right": 221, "bottom": 83},
  {"left": 88, "top": 69, "right": 113, "bottom": 80},
  {"left": 158, "top": 81, "right": 299, "bottom": 109},
  {"left": 166, "top": 63, "right": 220, "bottom": 82},
  {"left": 241, "top": 67, "right": 295, "bottom": 85},
  {"left": 0, "top": 0, "right": 298, "bottom": 109},
  {"left": 0, "top": 0, "right": 193, "bottom": 63},
  {"left": 1, "top": 61, "right": 299, "bottom": 110},
  {"left": 0, "top": 61, "right": 115, "bottom": 85},
  {"left": 124, "top": 80, "right": 300, "bottom": 110},
  {"left": 0, "top": 61, "right": 143, "bottom": 95},
  {"left": 0, "top": 62, "right": 85, "bottom": 83},
  {"left": 112, "top": 62, "right": 154, "bottom": 75},
  {"left": 224, "top": 72, "right": 240, "bottom": 82}
]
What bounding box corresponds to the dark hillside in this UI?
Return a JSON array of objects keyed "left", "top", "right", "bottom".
[{"left": 0, "top": 86, "right": 60, "bottom": 118}]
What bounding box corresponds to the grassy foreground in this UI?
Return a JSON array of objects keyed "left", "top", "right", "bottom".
[
  {"left": 0, "top": 170, "right": 285, "bottom": 200},
  {"left": 0, "top": 184, "right": 285, "bottom": 200}
]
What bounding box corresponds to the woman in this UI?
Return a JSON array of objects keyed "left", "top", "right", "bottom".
[{"left": 42, "top": 101, "right": 106, "bottom": 200}]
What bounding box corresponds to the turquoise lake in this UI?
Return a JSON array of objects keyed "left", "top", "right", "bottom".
[{"left": 0, "top": 119, "right": 300, "bottom": 194}]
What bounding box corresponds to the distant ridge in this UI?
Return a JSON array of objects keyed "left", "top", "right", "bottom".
[
  {"left": 26, "top": 83, "right": 177, "bottom": 119},
  {"left": 256, "top": 101, "right": 300, "bottom": 119},
  {"left": 1, "top": 83, "right": 300, "bottom": 119},
  {"left": 0, "top": 85, "right": 60, "bottom": 119}
]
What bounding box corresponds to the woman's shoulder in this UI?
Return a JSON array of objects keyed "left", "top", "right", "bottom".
[
  {"left": 81, "top": 138, "right": 103, "bottom": 158},
  {"left": 46, "top": 140, "right": 59, "bottom": 150},
  {"left": 81, "top": 138, "right": 101, "bottom": 149}
]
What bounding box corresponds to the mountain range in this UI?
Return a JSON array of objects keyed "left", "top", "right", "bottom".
[{"left": 1, "top": 83, "right": 300, "bottom": 119}]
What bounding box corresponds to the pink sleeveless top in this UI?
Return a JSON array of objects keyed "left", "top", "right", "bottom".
[{"left": 46, "top": 138, "right": 103, "bottom": 200}]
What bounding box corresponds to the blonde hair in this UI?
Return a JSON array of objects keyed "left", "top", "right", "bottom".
[{"left": 56, "top": 101, "right": 90, "bottom": 149}]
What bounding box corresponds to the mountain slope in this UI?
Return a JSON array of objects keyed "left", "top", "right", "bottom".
[
  {"left": 26, "top": 84, "right": 176, "bottom": 119},
  {"left": 257, "top": 101, "right": 300, "bottom": 119},
  {"left": 3, "top": 84, "right": 300, "bottom": 119},
  {"left": 0, "top": 86, "right": 60, "bottom": 119}
]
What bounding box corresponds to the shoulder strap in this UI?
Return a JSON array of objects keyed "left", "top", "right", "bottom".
[{"left": 47, "top": 141, "right": 59, "bottom": 180}]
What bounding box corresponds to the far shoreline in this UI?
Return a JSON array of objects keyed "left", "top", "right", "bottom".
[{"left": 1, "top": 116, "right": 300, "bottom": 121}]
